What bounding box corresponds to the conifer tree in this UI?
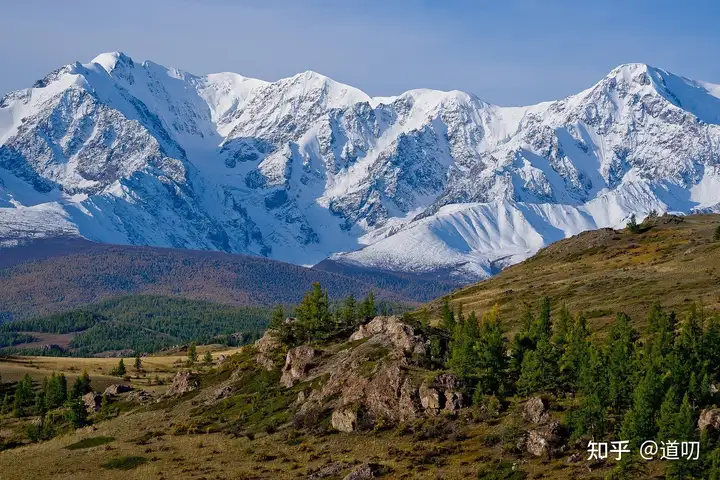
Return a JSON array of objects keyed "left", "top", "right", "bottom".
[
  {"left": 66, "top": 398, "right": 87, "bottom": 428},
  {"left": 13, "top": 374, "right": 34, "bottom": 417},
  {"left": 553, "top": 303, "right": 572, "bottom": 347},
  {"left": 69, "top": 370, "right": 91, "bottom": 399},
  {"left": 620, "top": 367, "right": 663, "bottom": 447},
  {"left": 441, "top": 298, "right": 456, "bottom": 332},
  {"left": 448, "top": 312, "right": 480, "bottom": 379},
  {"left": 359, "top": 291, "right": 376, "bottom": 320},
  {"left": 657, "top": 386, "right": 680, "bottom": 441},
  {"left": 295, "top": 282, "right": 333, "bottom": 340},
  {"left": 560, "top": 313, "right": 590, "bottom": 390},
  {"left": 517, "top": 338, "right": 559, "bottom": 394},
  {"left": 714, "top": 224, "right": 720, "bottom": 242},
  {"left": 475, "top": 306, "right": 507, "bottom": 395},
  {"left": 606, "top": 313, "right": 637, "bottom": 414},
  {"left": 341, "top": 294, "right": 357, "bottom": 326},
  {"left": 187, "top": 344, "right": 198, "bottom": 365},
  {"left": 530, "top": 297, "right": 552, "bottom": 343},
  {"left": 568, "top": 393, "right": 607, "bottom": 440},
  {"left": 134, "top": 355, "right": 143, "bottom": 373},
  {"left": 203, "top": 351, "right": 213, "bottom": 364}
]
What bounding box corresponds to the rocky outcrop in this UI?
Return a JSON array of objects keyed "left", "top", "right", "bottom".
[
  {"left": 103, "top": 384, "right": 133, "bottom": 396},
  {"left": 343, "top": 463, "right": 381, "bottom": 480},
  {"left": 419, "top": 373, "right": 464, "bottom": 415},
  {"left": 331, "top": 408, "right": 358, "bottom": 433},
  {"left": 349, "top": 316, "right": 427, "bottom": 356},
  {"left": 523, "top": 397, "right": 550, "bottom": 424},
  {"left": 166, "top": 371, "right": 199, "bottom": 396},
  {"left": 524, "top": 421, "right": 564, "bottom": 458},
  {"left": 281, "top": 345, "right": 318, "bottom": 388},
  {"left": 255, "top": 330, "right": 283, "bottom": 371},
  {"left": 699, "top": 408, "right": 720, "bottom": 431},
  {"left": 83, "top": 392, "right": 102, "bottom": 412},
  {"left": 126, "top": 389, "right": 152, "bottom": 403}
]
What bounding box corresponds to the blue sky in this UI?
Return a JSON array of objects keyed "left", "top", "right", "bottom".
[{"left": 1, "top": 0, "right": 718, "bottom": 105}]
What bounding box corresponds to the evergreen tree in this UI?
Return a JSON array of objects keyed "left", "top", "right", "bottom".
[
  {"left": 714, "top": 224, "right": 720, "bottom": 242},
  {"left": 657, "top": 386, "right": 680, "bottom": 441},
  {"left": 45, "top": 373, "right": 68, "bottom": 409},
  {"left": 134, "top": 355, "right": 143, "bottom": 373},
  {"left": 66, "top": 398, "right": 88, "bottom": 428},
  {"left": 441, "top": 298, "right": 456, "bottom": 332},
  {"left": 341, "top": 294, "right": 357, "bottom": 327},
  {"left": 295, "top": 283, "right": 333, "bottom": 341},
  {"left": 359, "top": 291, "right": 376, "bottom": 320},
  {"left": 69, "top": 370, "right": 91, "bottom": 399},
  {"left": 475, "top": 306, "right": 507, "bottom": 395},
  {"left": 627, "top": 214, "right": 640, "bottom": 233},
  {"left": 606, "top": 313, "right": 637, "bottom": 414},
  {"left": 568, "top": 393, "right": 607, "bottom": 440},
  {"left": 112, "top": 358, "right": 127, "bottom": 377},
  {"left": 13, "top": 374, "right": 34, "bottom": 417},
  {"left": 620, "top": 367, "right": 663, "bottom": 447},
  {"left": 448, "top": 312, "right": 481, "bottom": 379},
  {"left": 552, "top": 303, "right": 572, "bottom": 347},
  {"left": 187, "top": 343, "right": 198, "bottom": 364},
  {"left": 560, "top": 313, "right": 590, "bottom": 390},
  {"left": 203, "top": 350, "right": 213, "bottom": 364},
  {"left": 517, "top": 338, "right": 559, "bottom": 394},
  {"left": 530, "top": 297, "right": 552, "bottom": 343}
]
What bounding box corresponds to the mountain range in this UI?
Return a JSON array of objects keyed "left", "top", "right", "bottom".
[{"left": 2, "top": 52, "right": 719, "bottom": 283}]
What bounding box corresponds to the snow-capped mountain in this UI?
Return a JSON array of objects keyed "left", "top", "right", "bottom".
[{"left": 1, "top": 54, "right": 719, "bottom": 282}]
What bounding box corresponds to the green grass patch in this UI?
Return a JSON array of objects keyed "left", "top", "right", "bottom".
[
  {"left": 65, "top": 436, "right": 115, "bottom": 450},
  {"left": 102, "top": 456, "right": 148, "bottom": 470}
]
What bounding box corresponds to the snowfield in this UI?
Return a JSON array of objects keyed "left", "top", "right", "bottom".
[{"left": 1, "top": 54, "right": 719, "bottom": 281}]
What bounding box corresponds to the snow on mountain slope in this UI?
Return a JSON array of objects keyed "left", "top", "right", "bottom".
[{"left": 1, "top": 54, "right": 719, "bottom": 282}]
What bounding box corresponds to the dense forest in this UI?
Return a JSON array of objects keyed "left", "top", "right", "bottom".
[{"left": 0, "top": 296, "right": 273, "bottom": 355}]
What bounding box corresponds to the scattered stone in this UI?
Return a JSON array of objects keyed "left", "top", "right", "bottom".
[
  {"left": 308, "top": 461, "right": 351, "bottom": 479},
  {"left": 524, "top": 421, "right": 564, "bottom": 458},
  {"left": 567, "top": 452, "right": 583, "bottom": 464},
  {"left": 523, "top": 397, "right": 550, "bottom": 424},
  {"left": 343, "top": 463, "right": 380, "bottom": 480},
  {"left": 166, "top": 371, "right": 199, "bottom": 396},
  {"left": 127, "top": 389, "right": 153, "bottom": 403},
  {"left": 281, "top": 345, "right": 318, "bottom": 388},
  {"left": 331, "top": 408, "right": 358, "bottom": 433},
  {"left": 83, "top": 392, "right": 102, "bottom": 412},
  {"left": 103, "top": 384, "right": 133, "bottom": 396},
  {"left": 214, "top": 354, "right": 228, "bottom": 366},
  {"left": 699, "top": 408, "right": 720, "bottom": 431}
]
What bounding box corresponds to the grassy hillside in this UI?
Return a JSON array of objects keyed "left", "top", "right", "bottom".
[
  {"left": 0, "top": 238, "right": 432, "bottom": 321},
  {"left": 433, "top": 213, "right": 720, "bottom": 332}
]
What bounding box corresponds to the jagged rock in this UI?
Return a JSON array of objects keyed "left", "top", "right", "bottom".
[
  {"left": 523, "top": 397, "right": 550, "bottom": 424},
  {"left": 699, "top": 408, "right": 720, "bottom": 431},
  {"left": 207, "top": 384, "right": 233, "bottom": 405},
  {"left": 83, "top": 392, "right": 102, "bottom": 412},
  {"left": 308, "top": 461, "right": 351, "bottom": 480},
  {"left": 166, "top": 371, "right": 199, "bottom": 396},
  {"left": 214, "top": 354, "right": 228, "bottom": 366},
  {"left": 349, "top": 316, "right": 426, "bottom": 356},
  {"left": 103, "top": 384, "right": 133, "bottom": 396},
  {"left": 419, "top": 373, "right": 463, "bottom": 415},
  {"left": 127, "top": 390, "right": 152, "bottom": 403},
  {"left": 281, "top": 345, "right": 318, "bottom": 388},
  {"left": 567, "top": 453, "right": 583, "bottom": 464},
  {"left": 332, "top": 408, "right": 358, "bottom": 433},
  {"left": 524, "top": 421, "right": 564, "bottom": 458},
  {"left": 343, "top": 463, "right": 380, "bottom": 480},
  {"left": 255, "top": 330, "right": 283, "bottom": 371}
]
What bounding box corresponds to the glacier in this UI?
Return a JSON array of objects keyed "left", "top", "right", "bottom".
[{"left": 1, "top": 53, "right": 719, "bottom": 282}]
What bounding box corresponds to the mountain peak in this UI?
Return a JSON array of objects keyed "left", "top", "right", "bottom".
[{"left": 91, "top": 51, "right": 135, "bottom": 73}]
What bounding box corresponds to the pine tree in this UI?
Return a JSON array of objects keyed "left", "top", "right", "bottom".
[
  {"left": 112, "top": 358, "right": 127, "bottom": 377},
  {"left": 606, "top": 313, "right": 637, "bottom": 414},
  {"left": 560, "top": 313, "right": 590, "bottom": 390},
  {"left": 134, "top": 355, "right": 143, "bottom": 373},
  {"left": 69, "top": 370, "right": 91, "bottom": 399},
  {"left": 714, "top": 224, "right": 720, "bottom": 242},
  {"left": 45, "top": 373, "right": 68, "bottom": 409},
  {"left": 568, "top": 393, "right": 607, "bottom": 440},
  {"left": 341, "top": 294, "right": 357, "bottom": 327},
  {"left": 517, "top": 338, "right": 559, "bottom": 394},
  {"left": 66, "top": 398, "right": 88, "bottom": 428},
  {"left": 203, "top": 351, "right": 213, "bottom": 364},
  {"left": 441, "top": 298, "right": 456, "bottom": 332},
  {"left": 359, "top": 291, "right": 376, "bottom": 320},
  {"left": 657, "top": 386, "right": 680, "bottom": 441},
  {"left": 552, "top": 303, "right": 572, "bottom": 347},
  {"left": 13, "top": 374, "right": 34, "bottom": 417},
  {"left": 448, "top": 312, "right": 481, "bottom": 379},
  {"left": 295, "top": 282, "right": 334, "bottom": 340},
  {"left": 620, "top": 367, "right": 663, "bottom": 447},
  {"left": 475, "top": 306, "right": 507, "bottom": 395},
  {"left": 187, "top": 343, "right": 198, "bottom": 365},
  {"left": 627, "top": 214, "right": 640, "bottom": 233},
  {"left": 530, "top": 297, "right": 552, "bottom": 343}
]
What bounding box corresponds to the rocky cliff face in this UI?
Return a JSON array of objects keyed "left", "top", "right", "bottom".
[{"left": 2, "top": 54, "right": 720, "bottom": 281}]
